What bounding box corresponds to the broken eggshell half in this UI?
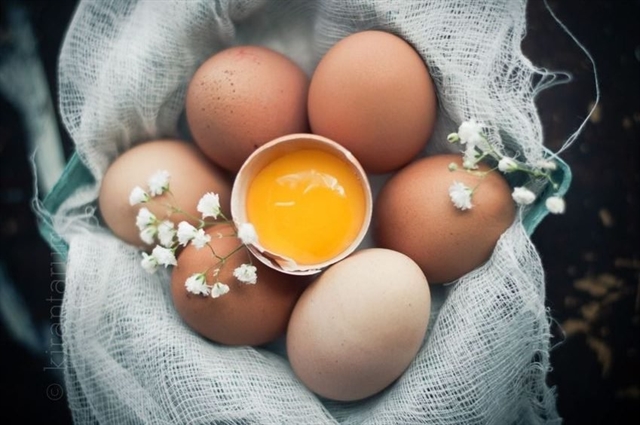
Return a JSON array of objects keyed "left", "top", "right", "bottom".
[{"left": 231, "top": 133, "right": 372, "bottom": 275}]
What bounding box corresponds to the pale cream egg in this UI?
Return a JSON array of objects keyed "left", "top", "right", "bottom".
[{"left": 286, "top": 248, "right": 431, "bottom": 401}]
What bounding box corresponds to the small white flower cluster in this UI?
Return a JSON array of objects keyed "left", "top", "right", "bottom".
[
  {"left": 184, "top": 262, "right": 258, "bottom": 299},
  {"left": 447, "top": 119, "right": 566, "bottom": 214},
  {"left": 129, "top": 171, "right": 260, "bottom": 299},
  {"left": 448, "top": 181, "right": 473, "bottom": 211},
  {"left": 140, "top": 246, "right": 177, "bottom": 274},
  {"left": 130, "top": 170, "right": 174, "bottom": 245},
  {"left": 129, "top": 169, "right": 171, "bottom": 206}
]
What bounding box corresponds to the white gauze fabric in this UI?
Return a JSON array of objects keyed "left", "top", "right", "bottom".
[{"left": 51, "top": 0, "right": 562, "bottom": 423}]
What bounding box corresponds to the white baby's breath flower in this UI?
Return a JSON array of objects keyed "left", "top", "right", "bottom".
[
  {"left": 151, "top": 245, "right": 177, "bottom": 267},
  {"left": 140, "top": 252, "right": 158, "bottom": 274},
  {"left": 448, "top": 181, "right": 474, "bottom": 210},
  {"left": 536, "top": 159, "right": 558, "bottom": 171},
  {"left": 129, "top": 186, "right": 149, "bottom": 206},
  {"left": 157, "top": 220, "right": 176, "bottom": 247},
  {"left": 177, "top": 221, "right": 198, "bottom": 246},
  {"left": 185, "top": 273, "right": 210, "bottom": 296},
  {"left": 457, "top": 119, "right": 485, "bottom": 147},
  {"left": 512, "top": 187, "right": 536, "bottom": 205},
  {"left": 498, "top": 157, "right": 519, "bottom": 173},
  {"left": 462, "top": 146, "right": 479, "bottom": 169},
  {"left": 462, "top": 159, "right": 478, "bottom": 170},
  {"left": 545, "top": 196, "right": 566, "bottom": 214},
  {"left": 210, "top": 282, "right": 230, "bottom": 298},
  {"left": 148, "top": 170, "right": 171, "bottom": 196},
  {"left": 139, "top": 226, "right": 157, "bottom": 245},
  {"left": 191, "top": 228, "right": 211, "bottom": 249},
  {"left": 237, "top": 222, "right": 258, "bottom": 245},
  {"left": 197, "top": 192, "right": 221, "bottom": 219},
  {"left": 135, "top": 207, "right": 156, "bottom": 231},
  {"left": 233, "top": 264, "right": 257, "bottom": 284}
]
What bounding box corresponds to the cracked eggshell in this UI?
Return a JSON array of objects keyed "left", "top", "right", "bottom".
[{"left": 230, "top": 133, "right": 372, "bottom": 275}]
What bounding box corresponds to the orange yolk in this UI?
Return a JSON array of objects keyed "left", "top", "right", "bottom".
[{"left": 246, "top": 149, "right": 366, "bottom": 265}]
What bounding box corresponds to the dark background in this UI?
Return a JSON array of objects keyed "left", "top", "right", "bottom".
[{"left": 1, "top": 0, "right": 638, "bottom": 424}]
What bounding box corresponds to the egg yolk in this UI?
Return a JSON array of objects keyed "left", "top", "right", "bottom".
[{"left": 246, "top": 149, "right": 366, "bottom": 266}]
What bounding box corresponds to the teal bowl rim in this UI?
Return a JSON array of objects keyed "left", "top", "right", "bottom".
[
  {"left": 522, "top": 150, "right": 572, "bottom": 235},
  {"left": 36, "top": 148, "right": 572, "bottom": 260}
]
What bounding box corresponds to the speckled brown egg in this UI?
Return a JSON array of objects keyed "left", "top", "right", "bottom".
[
  {"left": 186, "top": 45, "right": 310, "bottom": 172},
  {"left": 308, "top": 30, "right": 437, "bottom": 174},
  {"left": 171, "top": 224, "right": 307, "bottom": 346},
  {"left": 287, "top": 248, "right": 431, "bottom": 401},
  {"left": 373, "top": 154, "right": 516, "bottom": 284},
  {"left": 98, "top": 140, "right": 232, "bottom": 248}
]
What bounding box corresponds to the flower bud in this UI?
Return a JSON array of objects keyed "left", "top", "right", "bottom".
[
  {"left": 498, "top": 157, "right": 518, "bottom": 173},
  {"left": 545, "top": 196, "right": 565, "bottom": 214}
]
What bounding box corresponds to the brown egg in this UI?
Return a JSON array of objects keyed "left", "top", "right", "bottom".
[
  {"left": 287, "top": 248, "right": 431, "bottom": 401},
  {"left": 98, "top": 140, "right": 232, "bottom": 248},
  {"left": 186, "top": 45, "right": 310, "bottom": 172},
  {"left": 308, "top": 30, "right": 437, "bottom": 174},
  {"left": 171, "top": 224, "right": 307, "bottom": 346},
  {"left": 374, "top": 154, "right": 516, "bottom": 284}
]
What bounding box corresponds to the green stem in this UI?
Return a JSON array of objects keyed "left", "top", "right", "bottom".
[
  {"left": 171, "top": 206, "right": 205, "bottom": 227},
  {"left": 202, "top": 218, "right": 234, "bottom": 228},
  {"left": 201, "top": 242, "right": 248, "bottom": 282},
  {"left": 212, "top": 232, "right": 239, "bottom": 238},
  {"left": 206, "top": 242, "right": 224, "bottom": 261},
  {"left": 223, "top": 244, "right": 246, "bottom": 261},
  {"left": 479, "top": 135, "right": 503, "bottom": 161},
  {"left": 206, "top": 242, "right": 245, "bottom": 268},
  {"left": 204, "top": 259, "right": 225, "bottom": 280},
  {"left": 463, "top": 167, "right": 493, "bottom": 179}
]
